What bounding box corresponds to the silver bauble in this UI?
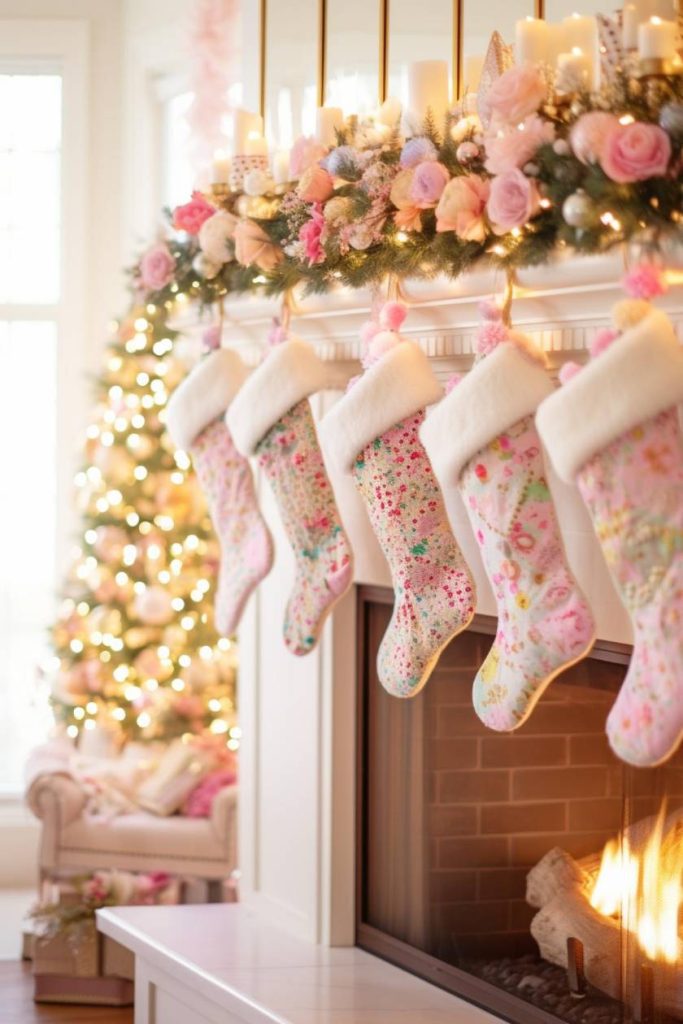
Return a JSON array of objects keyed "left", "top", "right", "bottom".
[
  {"left": 562, "top": 190, "right": 595, "bottom": 228},
  {"left": 192, "top": 252, "right": 221, "bottom": 280},
  {"left": 660, "top": 102, "right": 683, "bottom": 138}
]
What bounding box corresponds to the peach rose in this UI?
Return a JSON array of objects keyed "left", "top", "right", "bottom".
[
  {"left": 234, "top": 219, "right": 283, "bottom": 272},
  {"left": 599, "top": 120, "right": 671, "bottom": 183},
  {"left": 436, "top": 175, "right": 490, "bottom": 241},
  {"left": 486, "top": 65, "right": 546, "bottom": 126},
  {"left": 390, "top": 168, "right": 422, "bottom": 229},
  {"left": 297, "top": 165, "right": 334, "bottom": 203},
  {"left": 487, "top": 169, "right": 540, "bottom": 233},
  {"left": 198, "top": 210, "right": 238, "bottom": 265}
]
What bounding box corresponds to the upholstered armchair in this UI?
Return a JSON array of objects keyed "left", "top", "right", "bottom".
[{"left": 25, "top": 745, "right": 238, "bottom": 900}]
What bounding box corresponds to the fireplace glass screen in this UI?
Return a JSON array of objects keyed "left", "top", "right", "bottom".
[{"left": 356, "top": 588, "right": 683, "bottom": 1024}]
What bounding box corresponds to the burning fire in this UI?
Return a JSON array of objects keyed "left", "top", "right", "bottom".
[{"left": 589, "top": 807, "right": 682, "bottom": 964}]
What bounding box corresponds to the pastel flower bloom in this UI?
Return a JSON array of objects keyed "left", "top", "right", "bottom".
[
  {"left": 436, "top": 174, "right": 490, "bottom": 241},
  {"left": 400, "top": 137, "right": 438, "bottom": 168},
  {"left": 487, "top": 168, "right": 540, "bottom": 233},
  {"left": 297, "top": 164, "right": 335, "bottom": 203},
  {"left": 569, "top": 111, "right": 618, "bottom": 164},
  {"left": 289, "top": 136, "right": 327, "bottom": 179},
  {"left": 484, "top": 116, "right": 555, "bottom": 175},
  {"left": 139, "top": 244, "right": 175, "bottom": 291},
  {"left": 409, "top": 161, "right": 450, "bottom": 208},
  {"left": 485, "top": 65, "right": 546, "bottom": 126},
  {"left": 172, "top": 191, "right": 216, "bottom": 234},
  {"left": 600, "top": 121, "right": 671, "bottom": 183},
  {"left": 198, "top": 210, "right": 238, "bottom": 265},
  {"left": 234, "top": 219, "right": 283, "bottom": 272},
  {"left": 299, "top": 204, "right": 326, "bottom": 265}
]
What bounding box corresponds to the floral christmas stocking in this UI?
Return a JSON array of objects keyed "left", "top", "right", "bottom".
[
  {"left": 228, "top": 338, "right": 353, "bottom": 656},
  {"left": 167, "top": 348, "right": 273, "bottom": 635},
  {"left": 538, "top": 304, "right": 683, "bottom": 767},
  {"left": 422, "top": 338, "right": 594, "bottom": 730},
  {"left": 321, "top": 336, "right": 476, "bottom": 697}
]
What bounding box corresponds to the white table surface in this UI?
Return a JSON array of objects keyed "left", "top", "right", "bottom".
[{"left": 97, "top": 903, "right": 501, "bottom": 1024}]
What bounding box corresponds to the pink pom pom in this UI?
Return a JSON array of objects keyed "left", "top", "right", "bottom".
[
  {"left": 589, "top": 327, "right": 618, "bottom": 359},
  {"left": 478, "top": 299, "right": 503, "bottom": 322},
  {"left": 559, "top": 361, "right": 582, "bottom": 385},
  {"left": 267, "top": 320, "right": 287, "bottom": 347},
  {"left": 622, "top": 264, "right": 667, "bottom": 301},
  {"left": 359, "top": 319, "right": 380, "bottom": 344},
  {"left": 476, "top": 320, "right": 509, "bottom": 356},
  {"left": 202, "top": 324, "right": 222, "bottom": 352},
  {"left": 378, "top": 301, "right": 407, "bottom": 331},
  {"left": 445, "top": 373, "right": 463, "bottom": 394},
  {"left": 364, "top": 329, "right": 400, "bottom": 367}
]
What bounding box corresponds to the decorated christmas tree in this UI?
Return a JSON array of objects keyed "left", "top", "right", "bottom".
[{"left": 48, "top": 303, "right": 238, "bottom": 748}]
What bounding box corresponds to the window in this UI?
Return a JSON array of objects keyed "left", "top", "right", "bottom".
[
  {"left": 0, "top": 19, "right": 87, "bottom": 792},
  {"left": 0, "top": 71, "right": 62, "bottom": 790},
  {"left": 161, "top": 90, "right": 195, "bottom": 210}
]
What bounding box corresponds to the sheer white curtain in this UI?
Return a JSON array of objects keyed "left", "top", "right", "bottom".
[{"left": 0, "top": 71, "right": 63, "bottom": 790}]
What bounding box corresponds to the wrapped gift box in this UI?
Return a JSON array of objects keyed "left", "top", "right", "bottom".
[{"left": 33, "top": 916, "right": 135, "bottom": 1004}]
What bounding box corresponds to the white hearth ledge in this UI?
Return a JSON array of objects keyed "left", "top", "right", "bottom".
[{"left": 97, "top": 904, "right": 501, "bottom": 1024}]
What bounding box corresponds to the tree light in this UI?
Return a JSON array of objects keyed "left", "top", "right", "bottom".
[
  {"left": 86, "top": 701, "right": 98, "bottom": 714},
  {"left": 112, "top": 708, "right": 126, "bottom": 721},
  {"left": 70, "top": 639, "right": 84, "bottom": 653},
  {"left": 67, "top": 725, "right": 79, "bottom": 738},
  {"left": 73, "top": 706, "right": 85, "bottom": 720},
  {"left": 136, "top": 712, "right": 151, "bottom": 728},
  {"left": 171, "top": 678, "right": 185, "bottom": 691},
  {"left": 134, "top": 466, "right": 148, "bottom": 480}
]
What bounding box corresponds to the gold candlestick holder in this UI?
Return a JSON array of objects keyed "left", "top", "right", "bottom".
[{"left": 209, "top": 182, "right": 233, "bottom": 210}]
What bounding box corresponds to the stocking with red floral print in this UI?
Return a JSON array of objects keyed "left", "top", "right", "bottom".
[
  {"left": 421, "top": 320, "right": 594, "bottom": 731},
  {"left": 167, "top": 347, "right": 274, "bottom": 636},
  {"left": 320, "top": 303, "right": 476, "bottom": 698},
  {"left": 538, "top": 281, "right": 683, "bottom": 767},
  {"left": 227, "top": 338, "right": 353, "bottom": 656}
]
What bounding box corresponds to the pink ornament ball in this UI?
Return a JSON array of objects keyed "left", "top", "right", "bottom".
[
  {"left": 559, "top": 361, "right": 582, "bottom": 385},
  {"left": 378, "top": 301, "right": 407, "bottom": 331}
]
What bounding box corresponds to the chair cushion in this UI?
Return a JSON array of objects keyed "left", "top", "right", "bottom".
[{"left": 61, "top": 812, "right": 226, "bottom": 863}]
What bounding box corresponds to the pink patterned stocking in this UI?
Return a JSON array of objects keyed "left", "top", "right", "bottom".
[{"left": 191, "top": 418, "right": 273, "bottom": 635}]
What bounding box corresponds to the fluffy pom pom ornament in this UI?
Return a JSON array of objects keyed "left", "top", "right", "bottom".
[
  {"left": 476, "top": 320, "right": 509, "bottom": 356},
  {"left": 589, "top": 327, "right": 619, "bottom": 359},
  {"left": 378, "top": 301, "right": 407, "bottom": 331},
  {"left": 622, "top": 264, "right": 667, "bottom": 301},
  {"left": 612, "top": 298, "right": 651, "bottom": 332}
]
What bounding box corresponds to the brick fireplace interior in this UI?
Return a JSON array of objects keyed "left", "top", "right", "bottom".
[{"left": 356, "top": 586, "right": 683, "bottom": 1024}]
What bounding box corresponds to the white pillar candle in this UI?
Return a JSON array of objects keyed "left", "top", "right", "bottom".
[
  {"left": 406, "top": 60, "right": 450, "bottom": 134},
  {"left": 622, "top": 4, "right": 640, "bottom": 50},
  {"left": 234, "top": 109, "right": 263, "bottom": 154},
  {"left": 545, "top": 23, "right": 566, "bottom": 64},
  {"left": 463, "top": 54, "right": 485, "bottom": 93},
  {"left": 244, "top": 132, "right": 268, "bottom": 157},
  {"left": 556, "top": 47, "right": 592, "bottom": 91},
  {"left": 562, "top": 13, "right": 598, "bottom": 53},
  {"left": 516, "top": 17, "right": 550, "bottom": 65},
  {"left": 273, "top": 149, "right": 291, "bottom": 185},
  {"left": 211, "top": 149, "right": 231, "bottom": 184},
  {"left": 638, "top": 15, "right": 677, "bottom": 58},
  {"left": 315, "top": 106, "right": 344, "bottom": 147}
]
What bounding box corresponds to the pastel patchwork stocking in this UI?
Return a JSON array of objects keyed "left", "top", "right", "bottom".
[
  {"left": 191, "top": 418, "right": 274, "bottom": 635},
  {"left": 460, "top": 415, "right": 594, "bottom": 730},
  {"left": 256, "top": 398, "right": 353, "bottom": 656},
  {"left": 575, "top": 411, "right": 683, "bottom": 766},
  {"left": 537, "top": 304, "right": 683, "bottom": 766},
  {"left": 353, "top": 411, "right": 476, "bottom": 698}
]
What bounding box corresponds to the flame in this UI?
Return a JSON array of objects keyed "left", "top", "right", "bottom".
[{"left": 589, "top": 807, "right": 683, "bottom": 965}]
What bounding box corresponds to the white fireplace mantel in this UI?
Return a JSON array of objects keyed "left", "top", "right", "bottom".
[{"left": 199, "top": 253, "right": 680, "bottom": 950}]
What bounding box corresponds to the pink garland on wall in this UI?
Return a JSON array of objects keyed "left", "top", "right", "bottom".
[{"left": 186, "top": 0, "right": 241, "bottom": 186}]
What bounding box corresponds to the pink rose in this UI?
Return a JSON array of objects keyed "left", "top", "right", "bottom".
[
  {"left": 485, "top": 65, "right": 547, "bottom": 126},
  {"left": 436, "top": 174, "right": 490, "bottom": 241},
  {"left": 289, "top": 135, "right": 327, "bottom": 179},
  {"left": 234, "top": 219, "right": 283, "bottom": 272},
  {"left": 299, "top": 204, "right": 325, "bottom": 264},
  {"left": 569, "top": 111, "right": 619, "bottom": 165},
  {"left": 139, "top": 244, "right": 175, "bottom": 291},
  {"left": 484, "top": 116, "right": 555, "bottom": 175},
  {"left": 600, "top": 121, "right": 672, "bottom": 183},
  {"left": 487, "top": 169, "right": 540, "bottom": 233},
  {"left": 172, "top": 191, "right": 216, "bottom": 234},
  {"left": 409, "top": 161, "right": 450, "bottom": 208},
  {"left": 297, "top": 164, "right": 335, "bottom": 203}
]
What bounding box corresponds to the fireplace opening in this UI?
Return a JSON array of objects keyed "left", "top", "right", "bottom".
[{"left": 356, "top": 586, "right": 683, "bottom": 1024}]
